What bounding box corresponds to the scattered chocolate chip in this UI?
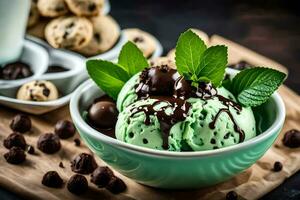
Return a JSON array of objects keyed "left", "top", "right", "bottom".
[
  {"left": 42, "top": 171, "right": 63, "bottom": 188},
  {"left": 273, "top": 161, "right": 283, "bottom": 172},
  {"left": 3, "top": 133, "right": 26, "bottom": 150},
  {"left": 228, "top": 61, "right": 251, "bottom": 70},
  {"left": 54, "top": 120, "right": 76, "bottom": 139},
  {"left": 282, "top": 129, "right": 300, "bottom": 148},
  {"left": 71, "top": 153, "right": 97, "bottom": 174},
  {"left": 74, "top": 138, "right": 81, "bottom": 146},
  {"left": 10, "top": 114, "right": 31, "bottom": 133},
  {"left": 67, "top": 174, "right": 88, "bottom": 195},
  {"left": 226, "top": 191, "right": 238, "bottom": 200},
  {"left": 94, "top": 33, "right": 101, "bottom": 43},
  {"left": 37, "top": 133, "right": 61, "bottom": 154},
  {"left": 106, "top": 176, "right": 126, "bottom": 194},
  {"left": 27, "top": 145, "right": 35, "bottom": 154},
  {"left": 91, "top": 166, "right": 114, "bottom": 188},
  {"left": 59, "top": 162, "right": 64, "bottom": 168},
  {"left": 87, "top": 101, "right": 118, "bottom": 129},
  {"left": 4, "top": 147, "right": 26, "bottom": 164},
  {"left": 0, "top": 62, "right": 33, "bottom": 80},
  {"left": 42, "top": 88, "right": 50, "bottom": 97}
]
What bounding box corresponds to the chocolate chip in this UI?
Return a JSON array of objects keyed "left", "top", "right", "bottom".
[
  {"left": 59, "top": 162, "right": 64, "bottom": 168},
  {"left": 4, "top": 147, "right": 26, "bottom": 164},
  {"left": 74, "top": 138, "right": 81, "bottom": 146},
  {"left": 10, "top": 114, "right": 31, "bottom": 133},
  {"left": 106, "top": 176, "right": 126, "bottom": 194},
  {"left": 273, "top": 161, "right": 283, "bottom": 172},
  {"left": 88, "top": 3, "right": 96, "bottom": 11},
  {"left": 42, "top": 88, "right": 50, "bottom": 97},
  {"left": 94, "top": 33, "right": 101, "bottom": 43},
  {"left": 67, "top": 174, "right": 88, "bottom": 195},
  {"left": 27, "top": 145, "right": 35, "bottom": 154},
  {"left": 226, "top": 191, "right": 238, "bottom": 200},
  {"left": 0, "top": 62, "right": 32, "bottom": 80},
  {"left": 282, "top": 129, "right": 300, "bottom": 148},
  {"left": 37, "top": 133, "right": 61, "bottom": 154},
  {"left": 42, "top": 171, "right": 63, "bottom": 188},
  {"left": 91, "top": 166, "right": 114, "bottom": 188},
  {"left": 3, "top": 133, "right": 26, "bottom": 150},
  {"left": 54, "top": 120, "right": 76, "bottom": 139},
  {"left": 133, "top": 36, "right": 144, "bottom": 43},
  {"left": 46, "top": 65, "right": 68, "bottom": 73},
  {"left": 71, "top": 153, "right": 97, "bottom": 174}
]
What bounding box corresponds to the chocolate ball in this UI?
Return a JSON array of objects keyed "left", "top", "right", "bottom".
[
  {"left": 88, "top": 101, "right": 118, "bottom": 129},
  {"left": 54, "top": 120, "right": 76, "bottom": 139},
  {"left": 136, "top": 66, "right": 180, "bottom": 97},
  {"left": 1, "top": 62, "right": 33, "bottom": 80},
  {"left": 37, "top": 133, "right": 61, "bottom": 154},
  {"left": 106, "top": 176, "right": 127, "bottom": 194},
  {"left": 42, "top": 171, "right": 63, "bottom": 188},
  {"left": 10, "top": 114, "right": 32, "bottom": 133},
  {"left": 71, "top": 153, "right": 98, "bottom": 174},
  {"left": 67, "top": 174, "right": 88, "bottom": 195},
  {"left": 91, "top": 166, "right": 114, "bottom": 187},
  {"left": 3, "top": 132, "right": 27, "bottom": 150},
  {"left": 4, "top": 146, "right": 26, "bottom": 164},
  {"left": 282, "top": 129, "right": 300, "bottom": 148}
]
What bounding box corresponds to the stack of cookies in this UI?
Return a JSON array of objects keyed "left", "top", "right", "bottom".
[{"left": 27, "top": 0, "right": 120, "bottom": 56}]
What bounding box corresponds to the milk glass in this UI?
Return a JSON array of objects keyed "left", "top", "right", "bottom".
[{"left": 0, "top": 0, "right": 30, "bottom": 64}]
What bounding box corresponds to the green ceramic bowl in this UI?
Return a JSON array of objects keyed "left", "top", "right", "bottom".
[{"left": 70, "top": 69, "right": 285, "bottom": 189}]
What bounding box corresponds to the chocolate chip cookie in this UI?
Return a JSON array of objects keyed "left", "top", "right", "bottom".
[
  {"left": 37, "top": 0, "right": 69, "bottom": 17},
  {"left": 45, "top": 16, "right": 93, "bottom": 49},
  {"left": 65, "top": 0, "right": 104, "bottom": 16},
  {"left": 76, "top": 15, "right": 120, "bottom": 56},
  {"left": 124, "top": 28, "right": 157, "bottom": 58},
  {"left": 27, "top": 0, "right": 39, "bottom": 27}
]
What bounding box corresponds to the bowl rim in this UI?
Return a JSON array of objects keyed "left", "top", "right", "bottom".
[{"left": 70, "top": 71, "right": 286, "bottom": 158}]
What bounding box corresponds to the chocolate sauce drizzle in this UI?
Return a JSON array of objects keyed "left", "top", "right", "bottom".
[
  {"left": 133, "top": 66, "right": 245, "bottom": 149},
  {"left": 130, "top": 97, "right": 190, "bottom": 149}
]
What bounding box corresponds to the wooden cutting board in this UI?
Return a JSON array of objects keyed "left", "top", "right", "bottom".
[{"left": 0, "top": 33, "right": 299, "bottom": 200}]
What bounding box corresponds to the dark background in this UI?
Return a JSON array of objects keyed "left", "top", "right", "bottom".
[{"left": 1, "top": 0, "right": 300, "bottom": 199}]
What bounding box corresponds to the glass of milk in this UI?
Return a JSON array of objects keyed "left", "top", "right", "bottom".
[{"left": 0, "top": 0, "right": 31, "bottom": 64}]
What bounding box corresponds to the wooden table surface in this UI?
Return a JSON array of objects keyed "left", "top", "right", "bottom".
[{"left": 1, "top": 0, "right": 300, "bottom": 199}]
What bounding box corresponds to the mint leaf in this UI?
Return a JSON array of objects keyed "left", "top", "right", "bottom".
[
  {"left": 175, "top": 29, "right": 207, "bottom": 79},
  {"left": 118, "top": 41, "right": 149, "bottom": 76},
  {"left": 86, "top": 60, "right": 130, "bottom": 100},
  {"left": 231, "top": 67, "right": 286, "bottom": 107},
  {"left": 197, "top": 45, "right": 227, "bottom": 86}
]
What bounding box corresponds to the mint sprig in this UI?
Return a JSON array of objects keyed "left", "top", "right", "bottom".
[
  {"left": 86, "top": 41, "right": 149, "bottom": 100},
  {"left": 227, "top": 67, "right": 286, "bottom": 107},
  {"left": 118, "top": 41, "right": 149, "bottom": 75},
  {"left": 175, "top": 30, "right": 207, "bottom": 79},
  {"left": 175, "top": 29, "right": 227, "bottom": 87}
]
